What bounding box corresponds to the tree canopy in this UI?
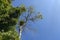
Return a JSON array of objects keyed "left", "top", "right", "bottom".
[
  {"left": 0, "top": 0, "right": 26, "bottom": 40},
  {"left": 0, "top": 0, "right": 26, "bottom": 32}
]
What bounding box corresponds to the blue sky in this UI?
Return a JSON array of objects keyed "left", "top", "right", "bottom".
[{"left": 12, "top": 0, "right": 60, "bottom": 40}]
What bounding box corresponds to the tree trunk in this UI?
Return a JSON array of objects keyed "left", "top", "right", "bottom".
[{"left": 19, "top": 26, "right": 23, "bottom": 40}]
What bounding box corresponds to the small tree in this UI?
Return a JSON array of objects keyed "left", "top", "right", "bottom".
[{"left": 18, "top": 6, "right": 42, "bottom": 40}]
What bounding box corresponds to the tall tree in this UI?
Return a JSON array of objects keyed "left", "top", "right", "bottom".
[{"left": 0, "top": 0, "right": 26, "bottom": 40}]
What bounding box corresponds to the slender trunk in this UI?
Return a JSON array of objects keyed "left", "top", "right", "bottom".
[
  {"left": 19, "top": 30, "right": 22, "bottom": 40},
  {"left": 19, "top": 26, "right": 23, "bottom": 40},
  {"left": 19, "top": 23, "right": 26, "bottom": 40}
]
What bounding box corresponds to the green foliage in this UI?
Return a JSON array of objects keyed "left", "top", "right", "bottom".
[
  {"left": 0, "top": 0, "right": 26, "bottom": 40},
  {"left": 20, "top": 20, "right": 25, "bottom": 26},
  {"left": 0, "top": 31, "right": 19, "bottom": 40},
  {"left": 0, "top": 0, "right": 26, "bottom": 32}
]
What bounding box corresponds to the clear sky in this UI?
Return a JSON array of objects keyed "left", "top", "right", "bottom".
[{"left": 12, "top": 0, "right": 60, "bottom": 40}]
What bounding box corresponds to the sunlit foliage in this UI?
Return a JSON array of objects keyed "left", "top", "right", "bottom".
[{"left": 0, "top": 0, "right": 26, "bottom": 40}]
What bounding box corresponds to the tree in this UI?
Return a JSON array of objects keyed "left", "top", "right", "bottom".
[
  {"left": 0, "top": 0, "right": 42, "bottom": 40},
  {"left": 18, "top": 6, "right": 42, "bottom": 40},
  {"left": 0, "top": 0, "right": 26, "bottom": 40}
]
